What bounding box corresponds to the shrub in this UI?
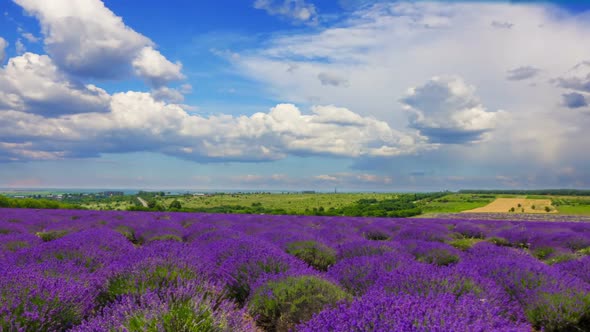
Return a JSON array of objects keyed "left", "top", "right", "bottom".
[
  {"left": 35, "top": 230, "right": 69, "bottom": 242},
  {"left": 364, "top": 230, "right": 390, "bottom": 241},
  {"left": 546, "top": 254, "right": 577, "bottom": 265},
  {"left": 115, "top": 226, "right": 142, "bottom": 245},
  {"left": 286, "top": 241, "right": 336, "bottom": 271},
  {"left": 248, "top": 276, "right": 350, "bottom": 331},
  {"left": 525, "top": 292, "right": 590, "bottom": 332},
  {"left": 532, "top": 247, "right": 555, "bottom": 260},
  {"left": 415, "top": 248, "right": 460, "bottom": 266},
  {"left": 4, "top": 240, "right": 29, "bottom": 252},
  {"left": 168, "top": 200, "right": 182, "bottom": 210},
  {"left": 488, "top": 237, "right": 511, "bottom": 247},
  {"left": 123, "top": 300, "right": 216, "bottom": 332},
  {"left": 449, "top": 238, "right": 482, "bottom": 251},
  {"left": 147, "top": 234, "right": 183, "bottom": 243},
  {"left": 98, "top": 264, "right": 198, "bottom": 306},
  {"left": 227, "top": 259, "right": 291, "bottom": 306}
]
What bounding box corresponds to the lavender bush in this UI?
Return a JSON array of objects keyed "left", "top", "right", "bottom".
[{"left": 0, "top": 207, "right": 589, "bottom": 331}]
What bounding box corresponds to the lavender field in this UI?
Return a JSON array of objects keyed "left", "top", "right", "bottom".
[{"left": 1, "top": 208, "right": 590, "bottom": 331}]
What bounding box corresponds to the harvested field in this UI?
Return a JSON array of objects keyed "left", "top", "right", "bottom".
[{"left": 463, "top": 198, "right": 557, "bottom": 214}]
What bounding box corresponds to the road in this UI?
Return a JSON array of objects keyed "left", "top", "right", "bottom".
[{"left": 137, "top": 196, "right": 149, "bottom": 208}]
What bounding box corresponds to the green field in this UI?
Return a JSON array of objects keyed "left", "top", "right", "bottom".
[
  {"left": 81, "top": 201, "right": 135, "bottom": 211},
  {"left": 551, "top": 196, "right": 590, "bottom": 215},
  {"left": 416, "top": 194, "right": 495, "bottom": 214},
  {"left": 160, "top": 193, "right": 399, "bottom": 214},
  {"left": 10, "top": 191, "right": 590, "bottom": 217}
]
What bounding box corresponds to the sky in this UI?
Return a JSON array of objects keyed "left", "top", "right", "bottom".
[{"left": 0, "top": 0, "right": 589, "bottom": 191}]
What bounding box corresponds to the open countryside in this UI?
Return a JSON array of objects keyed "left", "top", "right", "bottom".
[{"left": 2, "top": 0, "right": 590, "bottom": 331}]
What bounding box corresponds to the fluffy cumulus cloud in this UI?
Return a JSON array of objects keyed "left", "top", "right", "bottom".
[
  {"left": 1, "top": 0, "right": 425, "bottom": 163},
  {"left": 13, "top": 0, "right": 183, "bottom": 85},
  {"left": 0, "top": 37, "right": 7, "bottom": 63},
  {"left": 254, "top": 0, "right": 318, "bottom": 24},
  {"left": 401, "top": 76, "right": 501, "bottom": 144},
  {"left": 2, "top": 0, "right": 590, "bottom": 189},
  {"left": 231, "top": 1, "right": 590, "bottom": 175},
  {"left": 0, "top": 53, "right": 110, "bottom": 116},
  {"left": 132, "top": 47, "right": 184, "bottom": 87},
  {"left": 0, "top": 89, "right": 423, "bottom": 161}
]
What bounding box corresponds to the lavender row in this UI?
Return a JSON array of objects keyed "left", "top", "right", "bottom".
[{"left": 1, "top": 208, "right": 589, "bottom": 331}]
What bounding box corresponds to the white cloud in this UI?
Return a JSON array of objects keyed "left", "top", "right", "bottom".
[
  {"left": 15, "top": 39, "right": 25, "bottom": 55},
  {"left": 0, "top": 89, "right": 424, "bottom": 161},
  {"left": 151, "top": 86, "right": 186, "bottom": 103},
  {"left": 13, "top": 0, "right": 183, "bottom": 86},
  {"left": 0, "top": 53, "right": 111, "bottom": 116},
  {"left": 401, "top": 76, "right": 502, "bottom": 144},
  {"left": 21, "top": 32, "right": 39, "bottom": 43},
  {"left": 132, "top": 47, "right": 184, "bottom": 87},
  {"left": 491, "top": 21, "right": 513, "bottom": 29},
  {"left": 232, "top": 1, "right": 590, "bottom": 168},
  {"left": 254, "top": 0, "right": 318, "bottom": 24},
  {"left": 0, "top": 37, "right": 7, "bottom": 63}
]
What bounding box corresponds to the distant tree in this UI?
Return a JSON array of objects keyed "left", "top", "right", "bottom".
[
  {"left": 169, "top": 200, "right": 182, "bottom": 210},
  {"left": 545, "top": 206, "right": 551, "bottom": 212}
]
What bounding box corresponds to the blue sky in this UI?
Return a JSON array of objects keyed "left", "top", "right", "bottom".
[{"left": 0, "top": 0, "right": 590, "bottom": 191}]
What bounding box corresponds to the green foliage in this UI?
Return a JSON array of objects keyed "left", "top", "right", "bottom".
[
  {"left": 459, "top": 189, "right": 590, "bottom": 196},
  {"left": 488, "top": 237, "right": 511, "bottom": 247},
  {"left": 249, "top": 276, "right": 350, "bottom": 331},
  {"left": 449, "top": 238, "right": 482, "bottom": 251},
  {"left": 98, "top": 265, "right": 197, "bottom": 306},
  {"left": 286, "top": 241, "right": 336, "bottom": 271},
  {"left": 338, "top": 195, "right": 426, "bottom": 218},
  {"left": 525, "top": 292, "right": 590, "bottom": 332},
  {"left": 546, "top": 254, "right": 577, "bottom": 265},
  {"left": 35, "top": 230, "right": 69, "bottom": 242},
  {"left": 0, "top": 195, "right": 82, "bottom": 209},
  {"left": 124, "top": 301, "right": 218, "bottom": 332},
  {"left": 1, "top": 294, "right": 82, "bottom": 332},
  {"left": 148, "top": 234, "right": 183, "bottom": 243},
  {"left": 363, "top": 229, "right": 390, "bottom": 241},
  {"left": 115, "top": 226, "right": 142, "bottom": 245},
  {"left": 532, "top": 247, "right": 555, "bottom": 260},
  {"left": 577, "top": 247, "right": 590, "bottom": 256},
  {"left": 169, "top": 200, "right": 182, "bottom": 210},
  {"left": 227, "top": 259, "right": 291, "bottom": 306},
  {"left": 414, "top": 249, "right": 460, "bottom": 266},
  {"left": 4, "top": 241, "right": 29, "bottom": 252}
]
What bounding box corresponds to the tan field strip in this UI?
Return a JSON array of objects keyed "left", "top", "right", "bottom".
[{"left": 462, "top": 198, "right": 557, "bottom": 214}]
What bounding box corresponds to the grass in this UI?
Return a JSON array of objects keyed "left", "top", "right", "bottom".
[
  {"left": 81, "top": 201, "right": 134, "bottom": 211},
  {"left": 74, "top": 192, "right": 590, "bottom": 217},
  {"left": 551, "top": 196, "right": 590, "bottom": 215},
  {"left": 416, "top": 194, "right": 494, "bottom": 214},
  {"left": 160, "top": 193, "right": 399, "bottom": 215}
]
